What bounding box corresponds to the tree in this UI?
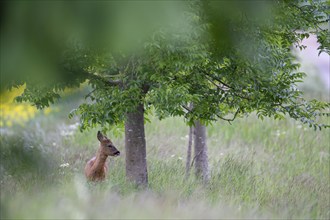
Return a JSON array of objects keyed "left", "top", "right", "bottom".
[
  {"left": 1, "top": 1, "right": 189, "bottom": 187},
  {"left": 181, "top": 0, "right": 330, "bottom": 181},
  {"left": 193, "top": 121, "right": 209, "bottom": 183},
  {"left": 185, "top": 103, "right": 209, "bottom": 183},
  {"left": 1, "top": 1, "right": 329, "bottom": 187}
]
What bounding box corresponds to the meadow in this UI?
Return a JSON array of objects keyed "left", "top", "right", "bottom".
[{"left": 0, "top": 84, "right": 329, "bottom": 219}]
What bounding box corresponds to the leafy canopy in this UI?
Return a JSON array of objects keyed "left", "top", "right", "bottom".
[{"left": 1, "top": 1, "right": 329, "bottom": 130}]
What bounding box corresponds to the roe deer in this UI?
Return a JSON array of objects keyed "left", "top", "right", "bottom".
[{"left": 85, "top": 131, "right": 120, "bottom": 181}]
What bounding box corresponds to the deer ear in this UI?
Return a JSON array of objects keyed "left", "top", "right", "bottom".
[{"left": 97, "top": 131, "right": 104, "bottom": 142}]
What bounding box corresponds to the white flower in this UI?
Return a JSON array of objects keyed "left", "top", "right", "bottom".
[
  {"left": 60, "top": 130, "right": 74, "bottom": 136},
  {"left": 275, "top": 130, "right": 281, "bottom": 136},
  {"left": 69, "top": 124, "right": 77, "bottom": 130},
  {"left": 60, "top": 163, "right": 70, "bottom": 168}
]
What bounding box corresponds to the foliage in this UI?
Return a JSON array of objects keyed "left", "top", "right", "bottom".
[{"left": 1, "top": 1, "right": 329, "bottom": 131}]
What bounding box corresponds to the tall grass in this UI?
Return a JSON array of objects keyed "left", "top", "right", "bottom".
[{"left": 1, "top": 89, "right": 329, "bottom": 219}]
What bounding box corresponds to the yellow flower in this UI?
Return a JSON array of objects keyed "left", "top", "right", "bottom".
[
  {"left": 0, "top": 85, "right": 38, "bottom": 127},
  {"left": 20, "top": 111, "right": 29, "bottom": 121},
  {"left": 6, "top": 120, "right": 12, "bottom": 127},
  {"left": 44, "top": 108, "right": 52, "bottom": 115},
  {"left": 27, "top": 106, "right": 37, "bottom": 117}
]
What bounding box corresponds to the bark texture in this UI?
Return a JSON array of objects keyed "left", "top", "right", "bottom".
[
  {"left": 185, "top": 125, "right": 193, "bottom": 178},
  {"left": 193, "top": 120, "right": 209, "bottom": 183},
  {"left": 125, "top": 103, "right": 148, "bottom": 187}
]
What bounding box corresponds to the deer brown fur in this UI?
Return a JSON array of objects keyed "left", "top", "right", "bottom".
[{"left": 85, "top": 131, "right": 120, "bottom": 181}]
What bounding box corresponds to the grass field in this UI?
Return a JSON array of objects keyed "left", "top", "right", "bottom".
[{"left": 1, "top": 86, "right": 329, "bottom": 219}]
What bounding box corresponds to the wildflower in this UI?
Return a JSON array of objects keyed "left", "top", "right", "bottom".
[
  {"left": 44, "top": 108, "right": 52, "bottom": 115},
  {"left": 68, "top": 123, "right": 79, "bottom": 130},
  {"left": 0, "top": 85, "right": 38, "bottom": 127},
  {"left": 275, "top": 130, "right": 281, "bottom": 136},
  {"left": 60, "top": 131, "right": 74, "bottom": 136},
  {"left": 60, "top": 163, "right": 70, "bottom": 168}
]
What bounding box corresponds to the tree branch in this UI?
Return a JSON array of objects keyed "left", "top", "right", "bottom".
[
  {"left": 181, "top": 104, "right": 240, "bottom": 124},
  {"left": 85, "top": 88, "right": 97, "bottom": 99},
  {"left": 203, "top": 71, "right": 234, "bottom": 90},
  {"left": 182, "top": 104, "right": 192, "bottom": 112},
  {"left": 215, "top": 107, "right": 240, "bottom": 125},
  {"left": 204, "top": 74, "right": 251, "bottom": 101},
  {"left": 205, "top": 74, "right": 230, "bottom": 91},
  {"left": 90, "top": 73, "right": 123, "bottom": 88},
  {"left": 107, "top": 79, "right": 123, "bottom": 87}
]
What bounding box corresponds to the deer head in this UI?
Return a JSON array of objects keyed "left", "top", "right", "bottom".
[{"left": 97, "top": 131, "right": 120, "bottom": 157}]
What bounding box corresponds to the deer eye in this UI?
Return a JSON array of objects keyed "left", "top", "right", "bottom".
[{"left": 107, "top": 144, "right": 113, "bottom": 148}]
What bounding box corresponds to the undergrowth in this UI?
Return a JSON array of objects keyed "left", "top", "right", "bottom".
[{"left": 0, "top": 91, "right": 329, "bottom": 219}]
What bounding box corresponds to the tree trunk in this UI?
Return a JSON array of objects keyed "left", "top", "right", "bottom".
[
  {"left": 185, "top": 125, "right": 193, "bottom": 178},
  {"left": 193, "top": 120, "right": 209, "bottom": 183},
  {"left": 125, "top": 103, "right": 148, "bottom": 187}
]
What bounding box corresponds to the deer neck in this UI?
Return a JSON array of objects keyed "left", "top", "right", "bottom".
[{"left": 92, "top": 148, "right": 108, "bottom": 171}]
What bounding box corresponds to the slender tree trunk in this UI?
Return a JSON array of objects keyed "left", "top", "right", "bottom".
[
  {"left": 185, "top": 125, "right": 193, "bottom": 178},
  {"left": 193, "top": 120, "right": 209, "bottom": 183},
  {"left": 125, "top": 103, "right": 148, "bottom": 187}
]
